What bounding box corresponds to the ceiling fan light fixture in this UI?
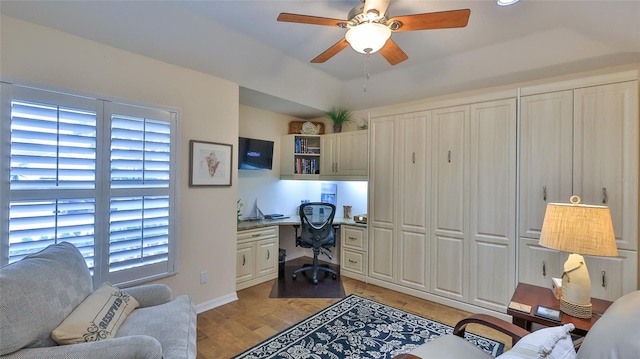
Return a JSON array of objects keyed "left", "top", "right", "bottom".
[
  {"left": 496, "top": 0, "right": 520, "bottom": 6},
  {"left": 345, "top": 22, "right": 391, "bottom": 54}
]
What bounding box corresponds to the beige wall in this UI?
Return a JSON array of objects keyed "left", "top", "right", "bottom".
[{"left": 1, "top": 15, "right": 239, "bottom": 309}]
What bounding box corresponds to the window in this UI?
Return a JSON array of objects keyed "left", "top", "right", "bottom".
[{"left": 1, "top": 84, "right": 178, "bottom": 287}]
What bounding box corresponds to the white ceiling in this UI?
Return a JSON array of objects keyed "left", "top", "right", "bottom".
[{"left": 2, "top": 0, "right": 639, "bottom": 119}]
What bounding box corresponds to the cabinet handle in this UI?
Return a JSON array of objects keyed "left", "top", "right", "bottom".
[
  {"left": 542, "top": 261, "right": 546, "bottom": 276},
  {"left": 349, "top": 236, "right": 358, "bottom": 240},
  {"left": 242, "top": 254, "right": 246, "bottom": 266},
  {"left": 348, "top": 259, "right": 358, "bottom": 264},
  {"left": 412, "top": 152, "right": 416, "bottom": 164},
  {"left": 252, "top": 233, "right": 261, "bottom": 237},
  {"left": 602, "top": 187, "right": 607, "bottom": 204},
  {"left": 335, "top": 163, "right": 338, "bottom": 173},
  {"left": 448, "top": 150, "right": 451, "bottom": 163},
  {"left": 543, "top": 186, "right": 547, "bottom": 201},
  {"left": 602, "top": 270, "right": 606, "bottom": 287},
  {"left": 267, "top": 249, "right": 270, "bottom": 260}
]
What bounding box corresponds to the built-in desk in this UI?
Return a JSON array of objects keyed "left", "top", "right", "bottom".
[
  {"left": 237, "top": 215, "right": 366, "bottom": 231},
  {"left": 236, "top": 216, "right": 368, "bottom": 289}
]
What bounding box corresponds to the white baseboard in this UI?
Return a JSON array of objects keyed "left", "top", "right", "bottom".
[
  {"left": 367, "top": 278, "right": 512, "bottom": 322},
  {"left": 195, "top": 292, "right": 238, "bottom": 314}
]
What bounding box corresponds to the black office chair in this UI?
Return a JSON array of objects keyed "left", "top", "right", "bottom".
[{"left": 292, "top": 202, "right": 338, "bottom": 285}]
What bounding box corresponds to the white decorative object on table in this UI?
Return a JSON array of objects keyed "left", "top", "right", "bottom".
[{"left": 300, "top": 121, "right": 321, "bottom": 135}]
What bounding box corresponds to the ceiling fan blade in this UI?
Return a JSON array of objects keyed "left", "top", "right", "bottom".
[
  {"left": 388, "top": 9, "right": 471, "bottom": 32},
  {"left": 277, "top": 13, "right": 346, "bottom": 27},
  {"left": 379, "top": 38, "right": 408, "bottom": 66},
  {"left": 311, "top": 38, "right": 350, "bottom": 63},
  {"left": 364, "top": 0, "right": 391, "bottom": 16}
]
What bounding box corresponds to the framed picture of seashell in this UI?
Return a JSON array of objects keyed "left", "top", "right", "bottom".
[{"left": 189, "top": 140, "right": 232, "bottom": 186}]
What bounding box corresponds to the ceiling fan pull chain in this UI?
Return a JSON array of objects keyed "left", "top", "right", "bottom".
[{"left": 363, "top": 52, "right": 371, "bottom": 92}]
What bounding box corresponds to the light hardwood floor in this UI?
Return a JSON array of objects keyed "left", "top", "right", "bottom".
[{"left": 196, "top": 276, "right": 513, "bottom": 358}]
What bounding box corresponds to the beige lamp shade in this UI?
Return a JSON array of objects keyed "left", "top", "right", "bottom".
[{"left": 539, "top": 195, "right": 618, "bottom": 257}]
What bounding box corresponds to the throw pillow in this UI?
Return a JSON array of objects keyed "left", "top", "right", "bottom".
[
  {"left": 51, "top": 282, "right": 139, "bottom": 345},
  {"left": 497, "top": 324, "right": 576, "bottom": 359}
]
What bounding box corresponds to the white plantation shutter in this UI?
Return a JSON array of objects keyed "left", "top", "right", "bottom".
[
  {"left": 107, "top": 103, "right": 174, "bottom": 280},
  {"left": 1, "top": 84, "right": 178, "bottom": 286},
  {"left": 8, "top": 199, "right": 96, "bottom": 267},
  {"left": 6, "top": 89, "right": 100, "bottom": 267},
  {"left": 108, "top": 195, "right": 169, "bottom": 272}
]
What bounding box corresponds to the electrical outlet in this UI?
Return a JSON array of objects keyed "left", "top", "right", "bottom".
[{"left": 200, "top": 271, "right": 208, "bottom": 284}]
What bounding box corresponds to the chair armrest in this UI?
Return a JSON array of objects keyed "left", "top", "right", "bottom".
[
  {"left": 121, "top": 284, "right": 172, "bottom": 307},
  {"left": 2, "top": 336, "right": 162, "bottom": 359},
  {"left": 453, "top": 313, "right": 531, "bottom": 345}
]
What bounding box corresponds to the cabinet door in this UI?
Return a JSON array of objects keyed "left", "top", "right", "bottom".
[
  {"left": 518, "top": 238, "right": 563, "bottom": 287},
  {"left": 256, "top": 238, "right": 277, "bottom": 277},
  {"left": 369, "top": 117, "right": 397, "bottom": 282},
  {"left": 574, "top": 81, "right": 639, "bottom": 251},
  {"left": 337, "top": 131, "right": 368, "bottom": 176},
  {"left": 430, "top": 105, "right": 468, "bottom": 301},
  {"left": 520, "top": 90, "right": 574, "bottom": 239},
  {"left": 469, "top": 99, "right": 517, "bottom": 311},
  {"left": 236, "top": 243, "right": 255, "bottom": 283},
  {"left": 320, "top": 134, "right": 337, "bottom": 176},
  {"left": 398, "top": 113, "right": 430, "bottom": 291}
]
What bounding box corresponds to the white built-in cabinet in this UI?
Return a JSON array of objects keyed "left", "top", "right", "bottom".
[
  {"left": 340, "top": 224, "right": 368, "bottom": 281},
  {"left": 280, "top": 130, "right": 368, "bottom": 180},
  {"left": 369, "top": 117, "right": 396, "bottom": 283},
  {"left": 468, "top": 99, "right": 517, "bottom": 311},
  {"left": 369, "top": 96, "right": 517, "bottom": 312},
  {"left": 430, "top": 105, "right": 469, "bottom": 303},
  {"left": 398, "top": 113, "right": 431, "bottom": 292},
  {"left": 236, "top": 226, "right": 279, "bottom": 291},
  {"left": 280, "top": 134, "right": 321, "bottom": 180},
  {"left": 369, "top": 112, "right": 432, "bottom": 291},
  {"left": 518, "top": 79, "right": 639, "bottom": 301},
  {"left": 321, "top": 130, "right": 368, "bottom": 180}
]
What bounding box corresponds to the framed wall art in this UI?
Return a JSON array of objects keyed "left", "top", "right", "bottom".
[{"left": 189, "top": 140, "right": 232, "bottom": 187}]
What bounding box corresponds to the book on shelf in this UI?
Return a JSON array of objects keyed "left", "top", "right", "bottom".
[{"left": 294, "top": 158, "right": 318, "bottom": 174}]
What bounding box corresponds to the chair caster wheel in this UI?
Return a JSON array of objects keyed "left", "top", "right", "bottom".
[
  {"left": 313, "top": 278, "right": 318, "bottom": 285},
  {"left": 332, "top": 274, "right": 337, "bottom": 280},
  {"left": 292, "top": 274, "right": 297, "bottom": 280}
]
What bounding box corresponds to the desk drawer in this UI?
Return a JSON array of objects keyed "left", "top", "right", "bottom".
[
  {"left": 342, "top": 249, "right": 365, "bottom": 275},
  {"left": 342, "top": 226, "right": 366, "bottom": 250},
  {"left": 238, "top": 226, "right": 277, "bottom": 242}
]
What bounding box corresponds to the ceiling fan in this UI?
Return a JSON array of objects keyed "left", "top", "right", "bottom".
[{"left": 277, "top": 0, "right": 470, "bottom": 66}]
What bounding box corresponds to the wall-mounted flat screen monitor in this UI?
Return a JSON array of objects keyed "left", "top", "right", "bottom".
[{"left": 238, "top": 137, "right": 274, "bottom": 170}]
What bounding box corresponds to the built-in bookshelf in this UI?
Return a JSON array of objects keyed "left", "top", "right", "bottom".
[{"left": 280, "top": 135, "right": 321, "bottom": 180}]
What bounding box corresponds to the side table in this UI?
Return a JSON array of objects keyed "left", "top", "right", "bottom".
[{"left": 507, "top": 283, "right": 613, "bottom": 337}]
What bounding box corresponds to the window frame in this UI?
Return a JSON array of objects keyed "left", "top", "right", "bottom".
[{"left": 0, "top": 82, "right": 181, "bottom": 288}]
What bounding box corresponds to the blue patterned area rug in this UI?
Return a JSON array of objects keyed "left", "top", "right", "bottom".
[{"left": 232, "top": 294, "right": 504, "bottom": 359}]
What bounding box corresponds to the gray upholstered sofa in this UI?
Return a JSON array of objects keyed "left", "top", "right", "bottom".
[
  {"left": 396, "top": 289, "right": 640, "bottom": 359},
  {"left": 0, "top": 242, "right": 197, "bottom": 359}
]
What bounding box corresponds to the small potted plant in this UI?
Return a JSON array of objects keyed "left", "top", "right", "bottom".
[
  {"left": 237, "top": 199, "right": 244, "bottom": 224},
  {"left": 326, "top": 106, "right": 353, "bottom": 133}
]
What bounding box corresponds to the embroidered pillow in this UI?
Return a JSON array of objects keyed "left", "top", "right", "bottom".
[
  {"left": 51, "top": 282, "right": 139, "bottom": 345},
  {"left": 497, "top": 323, "right": 576, "bottom": 359}
]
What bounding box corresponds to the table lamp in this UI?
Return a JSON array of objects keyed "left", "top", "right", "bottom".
[{"left": 538, "top": 195, "right": 618, "bottom": 319}]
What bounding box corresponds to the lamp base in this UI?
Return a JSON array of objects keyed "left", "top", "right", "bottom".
[{"left": 560, "top": 296, "right": 592, "bottom": 319}]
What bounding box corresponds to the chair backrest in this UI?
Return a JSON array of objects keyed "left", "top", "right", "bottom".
[{"left": 298, "top": 202, "right": 336, "bottom": 248}]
